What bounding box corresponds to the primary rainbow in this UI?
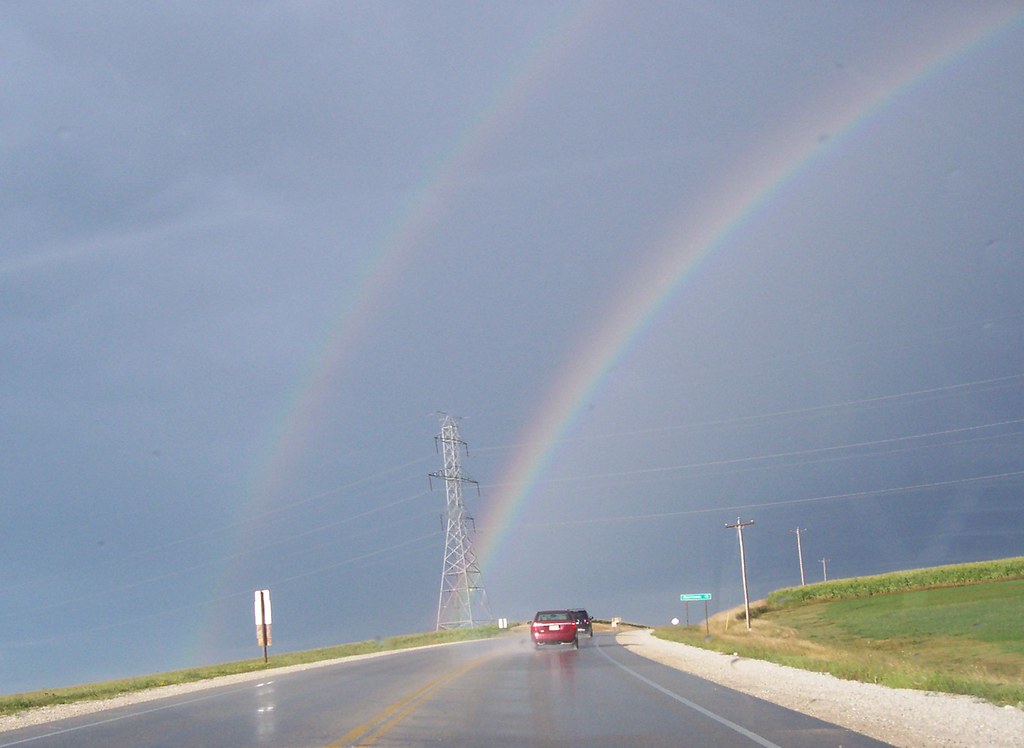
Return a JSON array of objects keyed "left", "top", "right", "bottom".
[{"left": 474, "top": 7, "right": 1024, "bottom": 573}]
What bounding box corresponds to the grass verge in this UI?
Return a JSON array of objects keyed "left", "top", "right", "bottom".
[
  {"left": 655, "top": 558, "right": 1024, "bottom": 706},
  {"left": 0, "top": 626, "right": 504, "bottom": 717}
]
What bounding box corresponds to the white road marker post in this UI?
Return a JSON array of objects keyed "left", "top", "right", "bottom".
[{"left": 254, "top": 589, "right": 272, "bottom": 663}]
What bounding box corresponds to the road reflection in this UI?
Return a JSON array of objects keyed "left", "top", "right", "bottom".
[
  {"left": 539, "top": 647, "right": 577, "bottom": 701},
  {"left": 252, "top": 680, "right": 277, "bottom": 744}
]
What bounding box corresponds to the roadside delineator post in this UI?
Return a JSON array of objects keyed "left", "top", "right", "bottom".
[{"left": 254, "top": 589, "right": 272, "bottom": 663}]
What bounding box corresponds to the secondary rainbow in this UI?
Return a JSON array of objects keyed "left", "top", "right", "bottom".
[{"left": 190, "top": 3, "right": 602, "bottom": 656}]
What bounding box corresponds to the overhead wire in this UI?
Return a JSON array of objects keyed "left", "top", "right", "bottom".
[
  {"left": 4, "top": 456, "right": 436, "bottom": 596},
  {"left": 516, "top": 468, "right": 1024, "bottom": 529},
  {"left": 6, "top": 532, "right": 443, "bottom": 646},
  {"left": 479, "top": 418, "right": 1024, "bottom": 490}
]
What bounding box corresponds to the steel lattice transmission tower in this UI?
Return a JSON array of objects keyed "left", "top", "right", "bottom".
[{"left": 429, "top": 413, "right": 493, "bottom": 630}]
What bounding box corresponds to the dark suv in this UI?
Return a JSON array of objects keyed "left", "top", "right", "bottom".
[{"left": 570, "top": 609, "right": 593, "bottom": 637}]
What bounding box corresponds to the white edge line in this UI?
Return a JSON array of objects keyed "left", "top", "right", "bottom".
[{"left": 596, "top": 639, "right": 782, "bottom": 748}]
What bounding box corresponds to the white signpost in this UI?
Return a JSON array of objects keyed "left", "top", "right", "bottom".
[{"left": 254, "top": 589, "right": 272, "bottom": 663}]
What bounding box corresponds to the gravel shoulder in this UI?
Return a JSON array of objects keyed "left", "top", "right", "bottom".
[{"left": 616, "top": 627, "right": 1024, "bottom": 748}]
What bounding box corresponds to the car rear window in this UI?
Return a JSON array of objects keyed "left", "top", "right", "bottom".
[{"left": 536, "top": 611, "right": 571, "bottom": 622}]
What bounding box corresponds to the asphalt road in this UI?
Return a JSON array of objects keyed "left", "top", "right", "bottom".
[{"left": 0, "top": 633, "right": 893, "bottom": 747}]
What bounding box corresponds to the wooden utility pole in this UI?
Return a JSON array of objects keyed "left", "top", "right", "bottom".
[
  {"left": 792, "top": 527, "right": 807, "bottom": 586},
  {"left": 725, "top": 517, "right": 755, "bottom": 630}
]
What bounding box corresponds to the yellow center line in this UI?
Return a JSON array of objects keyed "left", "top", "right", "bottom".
[{"left": 327, "top": 654, "right": 490, "bottom": 747}]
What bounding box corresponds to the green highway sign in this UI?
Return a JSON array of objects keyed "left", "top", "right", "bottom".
[{"left": 680, "top": 593, "right": 712, "bottom": 601}]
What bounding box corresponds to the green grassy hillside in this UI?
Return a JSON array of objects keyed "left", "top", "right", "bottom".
[{"left": 656, "top": 557, "right": 1024, "bottom": 705}]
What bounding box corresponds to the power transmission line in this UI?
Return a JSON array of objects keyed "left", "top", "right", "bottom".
[
  {"left": 514, "top": 468, "right": 1024, "bottom": 529},
  {"left": 430, "top": 413, "right": 493, "bottom": 629}
]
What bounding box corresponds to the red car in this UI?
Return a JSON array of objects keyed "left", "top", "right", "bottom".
[{"left": 530, "top": 610, "right": 579, "bottom": 648}]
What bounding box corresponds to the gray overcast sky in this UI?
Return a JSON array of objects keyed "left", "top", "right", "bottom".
[{"left": 2, "top": 1, "right": 1023, "bottom": 694}]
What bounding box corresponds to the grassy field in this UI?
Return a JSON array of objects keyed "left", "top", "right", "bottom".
[
  {"left": 655, "top": 557, "right": 1024, "bottom": 706},
  {"left": 0, "top": 626, "right": 504, "bottom": 717}
]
